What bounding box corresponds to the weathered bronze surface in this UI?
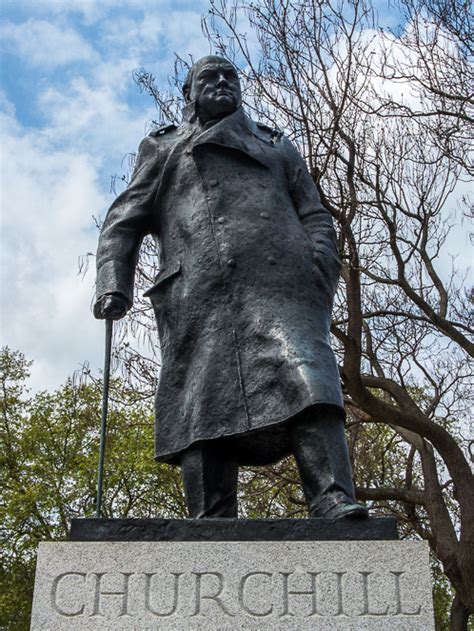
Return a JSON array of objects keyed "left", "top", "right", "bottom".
[{"left": 94, "top": 56, "right": 367, "bottom": 519}]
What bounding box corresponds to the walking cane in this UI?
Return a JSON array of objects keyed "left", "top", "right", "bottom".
[{"left": 96, "top": 318, "right": 113, "bottom": 518}]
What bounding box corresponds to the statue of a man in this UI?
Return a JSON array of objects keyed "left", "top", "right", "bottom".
[{"left": 94, "top": 56, "right": 368, "bottom": 520}]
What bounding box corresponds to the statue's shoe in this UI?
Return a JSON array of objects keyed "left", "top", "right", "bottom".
[
  {"left": 311, "top": 491, "right": 369, "bottom": 519},
  {"left": 322, "top": 502, "right": 369, "bottom": 519}
]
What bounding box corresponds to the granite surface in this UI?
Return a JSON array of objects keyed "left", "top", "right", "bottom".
[{"left": 31, "top": 540, "right": 434, "bottom": 630}]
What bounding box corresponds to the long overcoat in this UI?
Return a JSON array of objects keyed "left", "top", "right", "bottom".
[{"left": 96, "top": 107, "right": 343, "bottom": 465}]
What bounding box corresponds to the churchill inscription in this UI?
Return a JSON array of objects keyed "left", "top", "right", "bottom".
[
  {"left": 51, "top": 569, "right": 422, "bottom": 618},
  {"left": 32, "top": 540, "right": 434, "bottom": 629}
]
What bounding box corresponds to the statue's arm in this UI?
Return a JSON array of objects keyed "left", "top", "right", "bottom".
[
  {"left": 94, "top": 136, "right": 160, "bottom": 319},
  {"left": 284, "top": 138, "right": 341, "bottom": 299}
]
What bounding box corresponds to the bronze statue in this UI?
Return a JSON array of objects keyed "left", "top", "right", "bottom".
[{"left": 94, "top": 56, "right": 368, "bottom": 520}]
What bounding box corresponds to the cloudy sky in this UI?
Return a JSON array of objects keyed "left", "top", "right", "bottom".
[
  {"left": 1, "top": 1, "right": 469, "bottom": 394},
  {"left": 0, "top": 0, "right": 216, "bottom": 391}
]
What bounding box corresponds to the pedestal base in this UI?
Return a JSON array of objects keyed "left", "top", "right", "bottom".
[{"left": 32, "top": 520, "right": 434, "bottom": 630}]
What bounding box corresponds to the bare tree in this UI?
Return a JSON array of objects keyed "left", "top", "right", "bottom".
[{"left": 123, "top": 0, "right": 472, "bottom": 626}]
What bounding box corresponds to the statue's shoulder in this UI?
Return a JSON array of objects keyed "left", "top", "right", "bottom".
[
  {"left": 255, "top": 121, "right": 284, "bottom": 145},
  {"left": 135, "top": 124, "right": 178, "bottom": 163},
  {"left": 148, "top": 123, "right": 178, "bottom": 138}
]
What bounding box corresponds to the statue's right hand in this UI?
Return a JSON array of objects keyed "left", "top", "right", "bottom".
[{"left": 93, "top": 294, "right": 129, "bottom": 320}]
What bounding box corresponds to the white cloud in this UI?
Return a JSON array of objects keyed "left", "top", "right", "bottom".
[
  {"left": 101, "top": 12, "right": 163, "bottom": 49},
  {"left": 165, "top": 11, "right": 214, "bottom": 59},
  {"left": 1, "top": 18, "right": 96, "bottom": 68},
  {"left": 0, "top": 105, "right": 108, "bottom": 391},
  {"left": 23, "top": 0, "right": 173, "bottom": 23},
  {"left": 0, "top": 90, "right": 16, "bottom": 117},
  {"left": 4, "top": 0, "right": 111, "bottom": 25},
  {"left": 38, "top": 72, "right": 148, "bottom": 157},
  {"left": 98, "top": 9, "right": 211, "bottom": 70},
  {"left": 0, "top": 34, "right": 160, "bottom": 393}
]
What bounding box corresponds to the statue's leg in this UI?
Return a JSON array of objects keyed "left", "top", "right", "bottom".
[
  {"left": 180, "top": 441, "right": 238, "bottom": 518},
  {"left": 290, "top": 406, "right": 368, "bottom": 519}
]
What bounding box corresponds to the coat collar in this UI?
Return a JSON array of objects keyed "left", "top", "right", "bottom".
[{"left": 183, "top": 107, "right": 273, "bottom": 168}]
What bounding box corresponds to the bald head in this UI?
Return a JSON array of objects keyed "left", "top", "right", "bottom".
[{"left": 183, "top": 56, "right": 242, "bottom": 124}]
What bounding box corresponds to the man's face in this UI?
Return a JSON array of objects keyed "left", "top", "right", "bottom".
[{"left": 190, "top": 62, "right": 241, "bottom": 121}]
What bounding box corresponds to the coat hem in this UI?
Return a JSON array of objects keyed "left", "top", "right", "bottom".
[{"left": 154, "top": 399, "right": 345, "bottom": 466}]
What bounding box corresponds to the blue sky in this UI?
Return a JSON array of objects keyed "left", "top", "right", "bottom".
[{"left": 0, "top": 0, "right": 213, "bottom": 391}]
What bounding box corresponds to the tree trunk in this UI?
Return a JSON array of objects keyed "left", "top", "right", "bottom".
[{"left": 450, "top": 594, "right": 470, "bottom": 631}]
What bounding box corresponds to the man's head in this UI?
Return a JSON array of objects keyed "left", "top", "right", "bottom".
[{"left": 183, "top": 56, "right": 241, "bottom": 123}]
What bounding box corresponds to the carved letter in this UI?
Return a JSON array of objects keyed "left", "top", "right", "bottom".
[
  {"left": 91, "top": 572, "right": 133, "bottom": 617},
  {"left": 391, "top": 571, "right": 422, "bottom": 615},
  {"left": 333, "top": 572, "right": 347, "bottom": 616},
  {"left": 144, "top": 572, "right": 182, "bottom": 617},
  {"left": 359, "top": 572, "right": 389, "bottom": 616},
  {"left": 280, "top": 572, "right": 320, "bottom": 617},
  {"left": 51, "top": 572, "right": 86, "bottom": 617},
  {"left": 238, "top": 572, "right": 273, "bottom": 617},
  {"left": 191, "top": 572, "right": 234, "bottom": 617}
]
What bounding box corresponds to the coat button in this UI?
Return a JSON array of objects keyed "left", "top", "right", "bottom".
[
  {"left": 186, "top": 148, "right": 192, "bottom": 155},
  {"left": 227, "top": 258, "right": 236, "bottom": 268},
  {"left": 217, "top": 217, "right": 225, "bottom": 224},
  {"left": 267, "top": 256, "right": 276, "bottom": 265},
  {"left": 260, "top": 211, "right": 269, "bottom": 219},
  {"left": 209, "top": 179, "right": 218, "bottom": 186}
]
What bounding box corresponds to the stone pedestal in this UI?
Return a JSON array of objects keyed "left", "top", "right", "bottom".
[{"left": 31, "top": 520, "right": 434, "bottom": 630}]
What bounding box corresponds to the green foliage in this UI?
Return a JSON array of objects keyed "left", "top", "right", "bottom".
[
  {"left": 0, "top": 347, "right": 185, "bottom": 630},
  {"left": 239, "top": 458, "right": 306, "bottom": 519},
  {"left": 432, "top": 554, "right": 455, "bottom": 630},
  {"left": 349, "top": 421, "right": 416, "bottom": 495}
]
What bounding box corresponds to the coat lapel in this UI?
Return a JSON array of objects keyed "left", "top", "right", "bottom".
[{"left": 191, "top": 108, "right": 272, "bottom": 169}]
